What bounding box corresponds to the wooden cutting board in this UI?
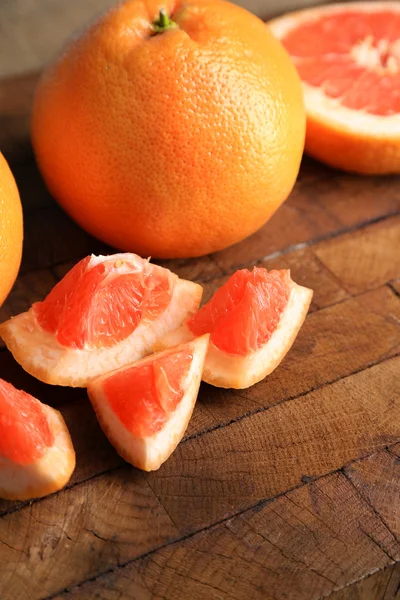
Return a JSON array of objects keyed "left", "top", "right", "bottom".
[{"left": 0, "top": 72, "right": 399, "bottom": 600}]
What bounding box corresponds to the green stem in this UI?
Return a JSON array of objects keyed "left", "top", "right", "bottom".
[{"left": 152, "top": 8, "right": 177, "bottom": 34}]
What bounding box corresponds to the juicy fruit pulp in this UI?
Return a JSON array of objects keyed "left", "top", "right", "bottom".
[
  {"left": 33, "top": 255, "right": 172, "bottom": 349},
  {"left": 188, "top": 268, "right": 290, "bottom": 355},
  {"left": 88, "top": 335, "right": 209, "bottom": 471},
  {"left": 0, "top": 379, "right": 54, "bottom": 464},
  {"left": 104, "top": 348, "right": 193, "bottom": 438},
  {"left": 281, "top": 8, "right": 400, "bottom": 117}
]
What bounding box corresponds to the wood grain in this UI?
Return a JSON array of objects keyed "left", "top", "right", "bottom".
[
  {"left": 203, "top": 286, "right": 400, "bottom": 425},
  {"left": 0, "top": 286, "right": 397, "bottom": 517},
  {"left": 0, "top": 358, "right": 398, "bottom": 599},
  {"left": 314, "top": 216, "right": 400, "bottom": 295},
  {"left": 51, "top": 450, "right": 400, "bottom": 600},
  {"left": 0, "top": 69, "right": 400, "bottom": 600},
  {"left": 330, "top": 564, "right": 400, "bottom": 600},
  {"left": 144, "top": 357, "right": 400, "bottom": 533}
]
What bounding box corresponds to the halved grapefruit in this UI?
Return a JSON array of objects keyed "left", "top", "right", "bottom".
[
  {"left": 155, "top": 268, "right": 312, "bottom": 389},
  {"left": 87, "top": 334, "right": 209, "bottom": 471},
  {"left": 0, "top": 378, "right": 75, "bottom": 500},
  {"left": 269, "top": 2, "right": 400, "bottom": 174},
  {"left": 0, "top": 253, "right": 202, "bottom": 387}
]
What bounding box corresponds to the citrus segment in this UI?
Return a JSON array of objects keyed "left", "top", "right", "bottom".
[
  {"left": 33, "top": 255, "right": 172, "bottom": 349},
  {"left": 88, "top": 335, "right": 209, "bottom": 471},
  {"left": 0, "top": 379, "right": 54, "bottom": 465},
  {"left": 0, "top": 379, "right": 75, "bottom": 500},
  {"left": 0, "top": 253, "right": 203, "bottom": 387},
  {"left": 104, "top": 349, "right": 193, "bottom": 437},
  {"left": 187, "top": 268, "right": 290, "bottom": 355},
  {"left": 155, "top": 269, "right": 313, "bottom": 389},
  {"left": 269, "top": 2, "right": 400, "bottom": 174}
]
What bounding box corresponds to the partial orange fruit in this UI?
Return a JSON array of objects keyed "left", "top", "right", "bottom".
[
  {"left": 156, "top": 268, "right": 313, "bottom": 388},
  {"left": 0, "top": 153, "right": 23, "bottom": 307},
  {"left": 0, "top": 378, "right": 75, "bottom": 500},
  {"left": 88, "top": 334, "right": 209, "bottom": 471},
  {"left": 269, "top": 2, "right": 400, "bottom": 174},
  {"left": 0, "top": 253, "right": 202, "bottom": 387},
  {"left": 31, "top": 0, "right": 305, "bottom": 259}
]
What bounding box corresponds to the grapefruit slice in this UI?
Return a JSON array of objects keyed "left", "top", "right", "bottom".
[
  {"left": 269, "top": 2, "right": 400, "bottom": 174},
  {"left": 87, "top": 334, "right": 209, "bottom": 471},
  {"left": 0, "top": 378, "right": 75, "bottom": 500},
  {"left": 155, "top": 268, "right": 312, "bottom": 389},
  {"left": 0, "top": 253, "right": 202, "bottom": 387}
]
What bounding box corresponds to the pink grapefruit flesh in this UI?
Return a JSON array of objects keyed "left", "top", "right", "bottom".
[
  {"left": 269, "top": 2, "right": 400, "bottom": 174},
  {"left": 155, "top": 268, "right": 313, "bottom": 389},
  {"left": 187, "top": 268, "right": 290, "bottom": 355},
  {"left": 0, "top": 379, "right": 75, "bottom": 500},
  {"left": 0, "top": 253, "right": 203, "bottom": 387},
  {"left": 88, "top": 334, "right": 209, "bottom": 471}
]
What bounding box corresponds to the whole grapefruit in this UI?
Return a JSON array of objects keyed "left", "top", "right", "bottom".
[
  {"left": 0, "top": 153, "right": 23, "bottom": 306},
  {"left": 31, "top": 0, "right": 305, "bottom": 258}
]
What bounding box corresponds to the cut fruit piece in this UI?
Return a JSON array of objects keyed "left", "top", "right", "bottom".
[
  {"left": 155, "top": 268, "right": 313, "bottom": 389},
  {"left": 0, "top": 253, "right": 203, "bottom": 387},
  {"left": 0, "top": 378, "right": 75, "bottom": 500},
  {"left": 269, "top": 2, "right": 400, "bottom": 174},
  {"left": 87, "top": 334, "right": 209, "bottom": 472}
]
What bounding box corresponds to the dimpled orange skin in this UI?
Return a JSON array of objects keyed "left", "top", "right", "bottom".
[
  {"left": 0, "top": 153, "right": 23, "bottom": 306},
  {"left": 31, "top": 0, "right": 305, "bottom": 259}
]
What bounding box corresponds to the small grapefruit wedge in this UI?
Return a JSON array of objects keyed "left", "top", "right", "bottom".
[
  {"left": 0, "top": 379, "right": 75, "bottom": 500},
  {"left": 155, "top": 268, "right": 312, "bottom": 389},
  {"left": 0, "top": 253, "right": 202, "bottom": 387},
  {"left": 269, "top": 2, "right": 400, "bottom": 174},
  {"left": 87, "top": 334, "right": 209, "bottom": 471}
]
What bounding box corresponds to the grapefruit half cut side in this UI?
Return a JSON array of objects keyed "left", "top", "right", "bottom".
[
  {"left": 0, "top": 253, "right": 203, "bottom": 387},
  {"left": 0, "top": 378, "right": 75, "bottom": 500},
  {"left": 155, "top": 268, "right": 313, "bottom": 389},
  {"left": 87, "top": 334, "right": 209, "bottom": 471},
  {"left": 269, "top": 2, "right": 400, "bottom": 174}
]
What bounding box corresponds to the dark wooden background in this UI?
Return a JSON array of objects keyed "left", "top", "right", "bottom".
[{"left": 0, "top": 36, "right": 399, "bottom": 600}]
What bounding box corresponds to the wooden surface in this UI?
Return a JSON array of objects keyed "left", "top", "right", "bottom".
[{"left": 0, "top": 72, "right": 399, "bottom": 600}]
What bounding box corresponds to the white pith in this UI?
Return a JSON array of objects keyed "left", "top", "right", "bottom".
[
  {"left": 0, "top": 404, "right": 75, "bottom": 501},
  {"left": 155, "top": 282, "right": 313, "bottom": 389},
  {"left": 269, "top": 2, "right": 400, "bottom": 136},
  {"left": 87, "top": 334, "right": 209, "bottom": 472},
  {"left": 0, "top": 277, "right": 203, "bottom": 388}
]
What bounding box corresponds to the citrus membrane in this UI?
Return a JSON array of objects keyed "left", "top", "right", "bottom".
[
  {"left": 187, "top": 268, "right": 290, "bottom": 355},
  {"left": 33, "top": 254, "right": 172, "bottom": 349},
  {"left": 279, "top": 6, "right": 400, "bottom": 116},
  {"left": 104, "top": 348, "right": 193, "bottom": 438},
  {"left": 0, "top": 253, "right": 203, "bottom": 387},
  {"left": 88, "top": 335, "right": 209, "bottom": 471}
]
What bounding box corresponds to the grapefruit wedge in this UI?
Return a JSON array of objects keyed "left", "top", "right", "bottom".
[
  {"left": 0, "top": 253, "right": 202, "bottom": 387},
  {"left": 269, "top": 2, "right": 400, "bottom": 174},
  {"left": 87, "top": 334, "right": 209, "bottom": 471},
  {"left": 0, "top": 378, "right": 75, "bottom": 500},
  {"left": 155, "top": 268, "right": 312, "bottom": 389}
]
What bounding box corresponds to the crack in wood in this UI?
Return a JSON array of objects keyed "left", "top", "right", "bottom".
[
  {"left": 36, "top": 441, "right": 400, "bottom": 600},
  {"left": 1, "top": 353, "right": 399, "bottom": 524},
  {"left": 194, "top": 211, "right": 400, "bottom": 285},
  {"left": 343, "top": 470, "right": 400, "bottom": 547}
]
